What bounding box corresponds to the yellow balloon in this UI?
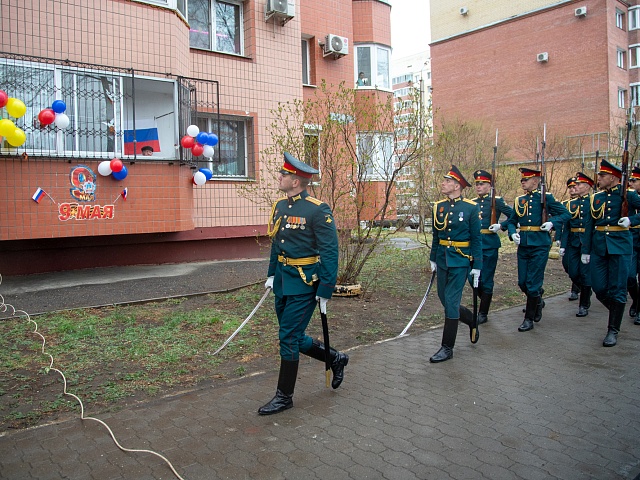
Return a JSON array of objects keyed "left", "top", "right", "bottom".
[
  {"left": 7, "top": 127, "right": 26, "bottom": 147},
  {"left": 0, "top": 118, "right": 16, "bottom": 137},
  {"left": 6, "top": 98, "right": 27, "bottom": 118}
]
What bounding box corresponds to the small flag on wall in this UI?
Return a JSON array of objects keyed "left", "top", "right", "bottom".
[
  {"left": 114, "top": 187, "right": 128, "bottom": 203},
  {"left": 32, "top": 187, "right": 46, "bottom": 203}
]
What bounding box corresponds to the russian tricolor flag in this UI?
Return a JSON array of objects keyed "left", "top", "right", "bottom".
[
  {"left": 124, "top": 119, "right": 160, "bottom": 155},
  {"left": 32, "top": 187, "right": 46, "bottom": 203}
]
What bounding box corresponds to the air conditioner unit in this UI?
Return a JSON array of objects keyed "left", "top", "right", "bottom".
[
  {"left": 537, "top": 52, "right": 549, "bottom": 63},
  {"left": 575, "top": 6, "right": 587, "bottom": 17},
  {"left": 460, "top": 6, "right": 469, "bottom": 16},
  {"left": 265, "top": 0, "right": 295, "bottom": 24},
  {"left": 323, "top": 34, "right": 349, "bottom": 57}
]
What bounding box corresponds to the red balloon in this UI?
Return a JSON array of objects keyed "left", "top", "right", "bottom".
[
  {"left": 0, "top": 90, "right": 7, "bottom": 108},
  {"left": 191, "top": 143, "right": 204, "bottom": 157},
  {"left": 181, "top": 135, "right": 195, "bottom": 149},
  {"left": 38, "top": 108, "right": 56, "bottom": 126},
  {"left": 110, "top": 158, "right": 124, "bottom": 173}
]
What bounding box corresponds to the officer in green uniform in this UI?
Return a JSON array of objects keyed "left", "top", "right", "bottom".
[
  {"left": 506, "top": 168, "right": 570, "bottom": 332},
  {"left": 626, "top": 166, "right": 640, "bottom": 324},
  {"left": 471, "top": 169, "right": 516, "bottom": 324},
  {"left": 559, "top": 173, "right": 594, "bottom": 317},
  {"left": 583, "top": 159, "right": 640, "bottom": 347},
  {"left": 560, "top": 177, "right": 581, "bottom": 301},
  {"left": 429, "top": 165, "right": 482, "bottom": 363},
  {"left": 259, "top": 152, "right": 348, "bottom": 415}
]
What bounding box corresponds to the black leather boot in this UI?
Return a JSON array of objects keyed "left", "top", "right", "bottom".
[
  {"left": 603, "top": 302, "right": 624, "bottom": 347},
  {"left": 430, "top": 318, "right": 456, "bottom": 363},
  {"left": 569, "top": 282, "right": 580, "bottom": 301},
  {"left": 429, "top": 345, "right": 453, "bottom": 363},
  {"left": 533, "top": 294, "right": 544, "bottom": 323},
  {"left": 459, "top": 305, "right": 479, "bottom": 343},
  {"left": 478, "top": 292, "right": 492, "bottom": 324},
  {"left": 576, "top": 286, "right": 591, "bottom": 317},
  {"left": 303, "top": 339, "right": 349, "bottom": 389},
  {"left": 628, "top": 280, "right": 638, "bottom": 317},
  {"left": 518, "top": 295, "right": 538, "bottom": 332},
  {"left": 258, "top": 359, "right": 298, "bottom": 415}
]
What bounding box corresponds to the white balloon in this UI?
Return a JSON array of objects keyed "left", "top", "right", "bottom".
[
  {"left": 203, "top": 145, "right": 214, "bottom": 158},
  {"left": 98, "top": 160, "right": 112, "bottom": 176},
  {"left": 54, "top": 113, "right": 70, "bottom": 129},
  {"left": 193, "top": 171, "right": 207, "bottom": 185},
  {"left": 186, "top": 124, "right": 200, "bottom": 137}
]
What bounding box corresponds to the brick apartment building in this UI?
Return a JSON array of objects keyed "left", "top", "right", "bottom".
[
  {"left": 429, "top": 0, "right": 640, "bottom": 181},
  {"left": 0, "top": 0, "right": 392, "bottom": 275}
]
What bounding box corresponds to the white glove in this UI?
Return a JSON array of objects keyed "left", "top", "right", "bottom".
[
  {"left": 618, "top": 217, "right": 631, "bottom": 228},
  {"left": 315, "top": 296, "right": 329, "bottom": 314},
  {"left": 430, "top": 260, "right": 437, "bottom": 273},
  {"left": 488, "top": 223, "right": 501, "bottom": 233},
  {"left": 512, "top": 233, "right": 521, "bottom": 245},
  {"left": 540, "top": 222, "right": 554, "bottom": 232},
  {"left": 470, "top": 269, "right": 481, "bottom": 288},
  {"left": 264, "top": 276, "right": 274, "bottom": 289},
  {"left": 581, "top": 254, "right": 590, "bottom": 264},
  {"left": 555, "top": 240, "right": 561, "bottom": 247},
  {"left": 559, "top": 248, "right": 565, "bottom": 257}
]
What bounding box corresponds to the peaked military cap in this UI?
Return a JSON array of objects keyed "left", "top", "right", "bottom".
[
  {"left": 444, "top": 164, "right": 470, "bottom": 188},
  {"left": 566, "top": 176, "right": 577, "bottom": 187},
  {"left": 519, "top": 167, "right": 541, "bottom": 179},
  {"left": 631, "top": 166, "right": 640, "bottom": 180},
  {"left": 473, "top": 169, "right": 492, "bottom": 184},
  {"left": 597, "top": 159, "right": 622, "bottom": 178},
  {"left": 281, "top": 152, "right": 319, "bottom": 179},
  {"left": 575, "top": 171, "right": 595, "bottom": 186}
]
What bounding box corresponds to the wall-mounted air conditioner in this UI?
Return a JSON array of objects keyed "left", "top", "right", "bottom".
[
  {"left": 323, "top": 34, "right": 349, "bottom": 58},
  {"left": 537, "top": 52, "right": 549, "bottom": 63},
  {"left": 575, "top": 6, "right": 587, "bottom": 17},
  {"left": 265, "top": 0, "right": 295, "bottom": 25},
  {"left": 460, "top": 7, "right": 468, "bottom": 16}
]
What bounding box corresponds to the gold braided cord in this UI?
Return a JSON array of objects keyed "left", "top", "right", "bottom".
[
  {"left": 433, "top": 211, "right": 449, "bottom": 231},
  {"left": 514, "top": 196, "right": 528, "bottom": 218},
  {"left": 454, "top": 246, "right": 473, "bottom": 261},
  {"left": 590, "top": 194, "right": 606, "bottom": 219},
  {"left": 266, "top": 201, "right": 281, "bottom": 238},
  {"left": 567, "top": 200, "right": 580, "bottom": 218}
]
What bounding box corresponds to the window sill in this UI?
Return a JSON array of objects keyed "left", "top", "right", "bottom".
[
  {"left": 303, "top": 83, "right": 317, "bottom": 88},
  {"left": 190, "top": 47, "right": 252, "bottom": 61}
]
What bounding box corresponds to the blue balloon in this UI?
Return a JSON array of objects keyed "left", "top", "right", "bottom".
[
  {"left": 196, "top": 132, "right": 209, "bottom": 145},
  {"left": 112, "top": 165, "right": 128, "bottom": 180},
  {"left": 51, "top": 100, "right": 67, "bottom": 114},
  {"left": 208, "top": 133, "right": 219, "bottom": 146},
  {"left": 199, "top": 168, "right": 213, "bottom": 180}
]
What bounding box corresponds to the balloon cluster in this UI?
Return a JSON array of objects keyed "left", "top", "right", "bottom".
[
  {"left": 193, "top": 167, "right": 213, "bottom": 185},
  {"left": 98, "top": 158, "right": 129, "bottom": 180},
  {"left": 0, "top": 89, "right": 28, "bottom": 147},
  {"left": 181, "top": 124, "right": 218, "bottom": 158},
  {"left": 37, "top": 100, "right": 70, "bottom": 129}
]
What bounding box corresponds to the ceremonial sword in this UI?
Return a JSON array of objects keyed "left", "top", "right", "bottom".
[
  {"left": 398, "top": 270, "right": 436, "bottom": 337},
  {"left": 319, "top": 301, "right": 331, "bottom": 388},
  {"left": 211, "top": 287, "right": 271, "bottom": 356}
]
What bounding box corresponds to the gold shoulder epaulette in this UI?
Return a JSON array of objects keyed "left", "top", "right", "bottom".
[
  {"left": 434, "top": 198, "right": 447, "bottom": 206},
  {"left": 463, "top": 198, "right": 477, "bottom": 205},
  {"left": 272, "top": 196, "right": 287, "bottom": 207},
  {"left": 305, "top": 196, "right": 323, "bottom": 206}
]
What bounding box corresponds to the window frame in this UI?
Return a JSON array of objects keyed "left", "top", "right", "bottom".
[
  {"left": 301, "top": 38, "right": 311, "bottom": 86},
  {"left": 631, "top": 7, "right": 640, "bottom": 30},
  {"left": 617, "top": 48, "right": 626, "bottom": 69},
  {"left": 630, "top": 45, "right": 640, "bottom": 69},
  {"left": 195, "top": 114, "right": 252, "bottom": 179},
  {"left": 356, "top": 131, "right": 394, "bottom": 180},
  {"left": 188, "top": 0, "right": 245, "bottom": 56},
  {"left": 354, "top": 44, "right": 392, "bottom": 91},
  {"left": 619, "top": 88, "right": 627, "bottom": 109},
  {"left": 616, "top": 8, "right": 625, "bottom": 30}
]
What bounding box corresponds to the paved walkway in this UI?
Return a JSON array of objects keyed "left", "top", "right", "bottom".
[{"left": 1, "top": 262, "right": 640, "bottom": 479}]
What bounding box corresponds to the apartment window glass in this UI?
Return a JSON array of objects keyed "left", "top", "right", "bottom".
[
  {"left": 631, "top": 84, "right": 640, "bottom": 106},
  {"left": 355, "top": 45, "right": 391, "bottom": 90},
  {"left": 618, "top": 49, "right": 626, "bottom": 69},
  {"left": 196, "top": 115, "right": 250, "bottom": 177},
  {"left": 303, "top": 125, "right": 321, "bottom": 181},
  {"left": 619, "top": 89, "right": 626, "bottom": 109},
  {"left": 616, "top": 9, "right": 625, "bottom": 30},
  {"left": 301, "top": 39, "right": 310, "bottom": 85},
  {"left": 631, "top": 46, "right": 640, "bottom": 68},
  {"left": 357, "top": 132, "right": 394, "bottom": 179},
  {"left": 189, "top": 0, "right": 243, "bottom": 55},
  {"left": 631, "top": 8, "right": 640, "bottom": 30}
]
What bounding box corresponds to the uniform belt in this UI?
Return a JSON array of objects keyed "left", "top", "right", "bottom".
[
  {"left": 277, "top": 255, "right": 320, "bottom": 266},
  {"left": 439, "top": 240, "right": 470, "bottom": 247},
  {"left": 519, "top": 226, "right": 542, "bottom": 231},
  {"left": 595, "top": 226, "right": 628, "bottom": 232},
  {"left": 480, "top": 229, "right": 495, "bottom": 234},
  {"left": 570, "top": 228, "right": 585, "bottom": 233},
  {"left": 632, "top": 226, "right": 640, "bottom": 229}
]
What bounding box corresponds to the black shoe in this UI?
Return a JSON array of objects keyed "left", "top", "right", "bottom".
[
  {"left": 569, "top": 291, "right": 579, "bottom": 301},
  {"left": 477, "top": 312, "right": 488, "bottom": 325},
  {"left": 635, "top": 316, "right": 640, "bottom": 325},
  {"left": 576, "top": 305, "right": 589, "bottom": 317},
  {"left": 630, "top": 306, "right": 638, "bottom": 317},
  {"left": 602, "top": 328, "right": 618, "bottom": 347},
  {"left": 330, "top": 352, "right": 349, "bottom": 389},
  {"left": 429, "top": 345, "right": 453, "bottom": 363},
  {"left": 258, "top": 389, "right": 293, "bottom": 415},
  {"left": 518, "top": 318, "right": 534, "bottom": 332}
]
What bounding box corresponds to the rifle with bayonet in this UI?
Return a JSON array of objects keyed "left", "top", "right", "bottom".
[
  {"left": 540, "top": 125, "right": 548, "bottom": 223},
  {"left": 594, "top": 149, "right": 599, "bottom": 193},
  {"left": 621, "top": 103, "right": 634, "bottom": 217},
  {"left": 490, "top": 129, "right": 498, "bottom": 225}
]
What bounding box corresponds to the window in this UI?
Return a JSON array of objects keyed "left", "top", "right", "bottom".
[
  {"left": 303, "top": 124, "right": 321, "bottom": 181},
  {"left": 616, "top": 9, "right": 625, "bottom": 30},
  {"left": 631, "top": 84, "right": 640, "bottom": 106},
  {"left": 631, "top": 7, "right": 640, "bottom": 30},
  {"left": 134, "top": 0, "right": 186, "bottom": 18},
  {"left": 0, "top": 59, "right": 176, "bottom": 158},
  {"left": 196, "top": 115, "right": 251, "bottom": 177},
  {"left": 619, "top": 88, "right": 627, "bottom": 109},
  {"left": 354, "top": 45, "right": 391, "bottom": 90},
  {"left": 189, "top": 0, "right": 244, "bottom": 55},
  {"left": 301, "top": 39, "right": 310, "bottom": 85},
  {"left": 631, "top": 46, "right": 640, "bottom": 68},
  {"left": 618, "top": 48, "right": 626, "bottom": 69},
  {"left": 357, "top": 132, "right": 394, "bottom": 179}
]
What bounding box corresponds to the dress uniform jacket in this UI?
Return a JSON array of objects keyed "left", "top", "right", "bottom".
[
  {"left": 268, "top": 190, "right": 339, "bottom": 299},
  {"left": 430, "top": 197, "right": 483, "bottom": 270},
  {"left": 508, "top": 190, "right": 570, "bottom": 245},
  {"left": 560, "top": 194, "right": 592, "bottom": 287},
  {"left": 471, "top": 194, "right": 516, "bottom": 250}
]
